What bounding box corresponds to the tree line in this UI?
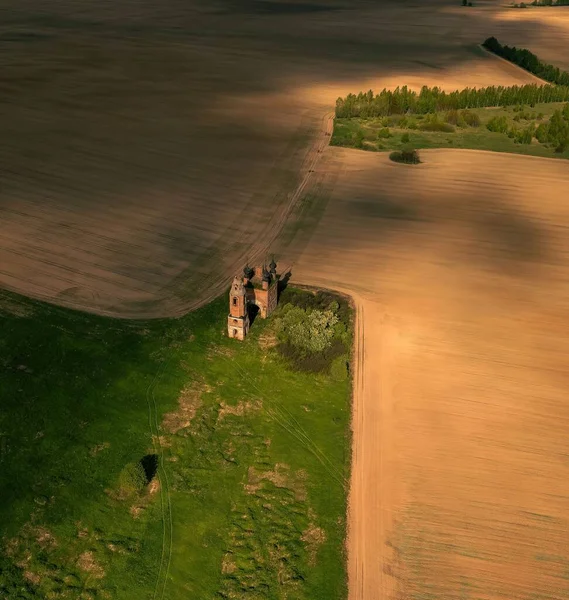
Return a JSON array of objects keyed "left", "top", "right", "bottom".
[
  {"left": 335, "top": 84, "right": 569, "bottom": 118},
  {"left": 482, "top": 37, "right": 569, "bottom": 86},
  {"left": 514, "top": 0, "right": 569, "bottom": 6}
]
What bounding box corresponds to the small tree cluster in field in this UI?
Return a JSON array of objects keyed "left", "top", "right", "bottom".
[
  {"left": 461, "top": 0, "right": 474, "bottom": 5},
  {"left": 335, "top": 83, "right": 569, "bottom": 119},
  {"left": 118, "top": 462, "right": 148, "bottom": 497},
  {"left": 275, "top": 304, "right": 338, "bottom": 353},
  {"left": 390, "top": 149, "right": 421, "bottom": 164},
  {"left": 460, "top": 109, "right": 481, "bottom": 126},
  {"left": 272, "top": 289, "right": 352, "bottom": 373},
  {"left": 483, "top": 37, "right": 569, "bottom": 86},
  {"left": 535, "top": 103, "right": 569, "bottom": 150},
  {"left": 377, "top": 127, "right": 392, "bottom": 139}
]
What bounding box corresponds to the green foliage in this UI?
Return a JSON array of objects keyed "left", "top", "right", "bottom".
[
  {"left": 533, "top": 104, "right": 569, "bottom": 147},
  {"left": 118, "top": 461, "right": 148, "bottom": 496},
  {"left": 330, "top": 356, "right": 349, "bottom": 381},
  {"left": 487, "top": 115, "right": 509, "bottom": 133},
  {"left": 390, "top": 149, "right": 421, "bottom": 164},
  {"left": 0, "top": 289, "right": 351, "bottom": 599},
  {"left": 401, "top": 132, "right": 410, "bottom": 143},
  {"left": 461, "top": 109, "right": 481, "bottom": 127},
  {"left": 483, "top": 37, "right": 569, "bottom": 87},
  {"left": 335, "top": 80, "right": 569, "bottom": 119},
  {"left": 377, "top": 127, "right": 392, "bottom": 139},
  {"left": 275, "top": 304, "right": 339, "bottom": 353},
  {"left": 419, "top": 114, "right": 455, "bottom": 132}
]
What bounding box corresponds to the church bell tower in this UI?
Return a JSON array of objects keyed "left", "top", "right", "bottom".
[{"left": 228, "top": 276, "right": 250, "bottom": 340}]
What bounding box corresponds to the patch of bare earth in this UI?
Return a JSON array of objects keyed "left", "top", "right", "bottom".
[
  {"left": 161, "top": 382, "right": 203, "bottom": 434},
  {"left": 301, "top": 517, "right": 327, "bottom": 566},
  {"left": 23, "top": 570, "right": 41, "bottom": 585},
  {"left": 77, "top": 551, "right": 105, "bottom": 579},
  {"left": 217, "top": 399, "right": 262, "bottom": 422},
  {"left": 244, "top": 463, "right": 307, "bottom": 502}
]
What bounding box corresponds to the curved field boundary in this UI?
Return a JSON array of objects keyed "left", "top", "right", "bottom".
[{"left": 477, "top": 44, "right": 550, "bottom": 85}]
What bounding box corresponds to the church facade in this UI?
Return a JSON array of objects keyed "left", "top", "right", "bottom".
[{"left": 228, "top": 259, "right": 279, "bottom": 340}]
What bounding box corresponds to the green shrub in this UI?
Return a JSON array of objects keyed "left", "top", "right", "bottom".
[
  {"left": 419, "top": 115, "right": 455, "bottom": 132},
  {"left": 401, "top": 133, "right": 410, "bottom": 143},
  {"left": 390, "top": 149, "right": 421, "bottom": 164},
  {"left": 460, "top": 110, "right": 481, "bottom": 127},
  {"left": 445, "top": 109, "right": 460, "bottom": 125},
  {"left": 330, "top": 356, "right": 349, "bottom": 381},
  {"left": 118, "top": 462, "right": 148, "bottom": 497},
  {"left": 274, "top": 304, "right": 339, "bottom": 354},
  {"left": 487, "top": 115, "right": 509, "bottom": 133},
  {"left": 377, "top": 127, "right": 392, "bottom": 139}
]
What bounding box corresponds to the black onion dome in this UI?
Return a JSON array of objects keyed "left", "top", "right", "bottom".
[
  {"left": 269, "top": 257, "right": 277, "bottom": 273},
  {"left": 262, "top": 265, "right": 271, "bottom": 282},
  {"left": 243, "top": 264, "right": 254, "bottom": 279}
]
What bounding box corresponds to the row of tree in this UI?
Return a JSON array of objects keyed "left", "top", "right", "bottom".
[
  {"left": 514, "top": 0, "right": 569, "bottom": 6},
  {"left": 482, "top": 37, "right": 569, "bottom": 86},
  {"left": 335, "top": 84, "right": 569, "bottom": 118}
]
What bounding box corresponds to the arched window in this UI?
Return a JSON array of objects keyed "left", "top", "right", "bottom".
[
  {"left": 232, "top": 297, "right": 237, "bottom": 306},
  {"left": 233, "top": 329, "right": 238, "bottom": 337}
]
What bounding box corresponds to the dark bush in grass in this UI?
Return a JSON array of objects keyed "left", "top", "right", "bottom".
[
  {"left": 390, "top": 149, "right": 421, "bottom": 164},
  {"left": 118, "top": 462, "right": 147, "bottom": 497},
  {"left": 401, "top": 133, "right": 410, "bottom": 143},
  {"left": 277, "top": 338, "right": 346, "bottom": 373},
  {"left": 377, "top": 127, "right": 392, "bottom": 139},
  {"left": 460, "top": 109, "right": 481, "bottom": 126},
  {"left": 419, "top": 116, "right": 455, "bottom": 132},
  {"left": 487, "top": 115, "right": 509, "bottom": 133}
]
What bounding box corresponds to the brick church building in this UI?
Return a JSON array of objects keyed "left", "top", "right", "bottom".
[{"left": 228, "top": 259, "right": 279, "bottom": 340}]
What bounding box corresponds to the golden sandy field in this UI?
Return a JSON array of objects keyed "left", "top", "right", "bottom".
[
  {"left": 2, "top": 1, "right": 569, "bottom": 599},
  {"left": 285, "top": 147, "right": 569, "bottom": 600}
]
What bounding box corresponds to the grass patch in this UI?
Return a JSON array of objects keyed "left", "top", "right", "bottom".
[
  {"left": 0, "top": 288, "right": 351, "bottom": 599},
  {"left": 331, "top": 102, "right": 569, "bottom": 160}
]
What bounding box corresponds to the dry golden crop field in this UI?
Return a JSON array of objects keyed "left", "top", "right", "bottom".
[
  {"left": 284, "top": 146, "right": 569, "bottom": 600},
  {"left": 0, "top": 0, "right": 564, "bottom": 317}
]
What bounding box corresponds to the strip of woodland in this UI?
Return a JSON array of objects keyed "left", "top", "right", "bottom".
[
  {"left": 482, "top": 37, "right": 569, "bottom": 86},
  {"left": 335, "top": 41, "right": 569, "bottom": 119}
]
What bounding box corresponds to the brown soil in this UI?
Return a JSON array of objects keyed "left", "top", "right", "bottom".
[
  {"left": 161, "top": 382, "right": 203, "bottom": 434},
  {"left": 285, "top": 146, "right": 569, "bottom": 600},
  {"left": 0, "top": 0, "right": 559, "bottom": 318},
  {"left": 77, "top": 551, "right": 105, "bottom": 579}
]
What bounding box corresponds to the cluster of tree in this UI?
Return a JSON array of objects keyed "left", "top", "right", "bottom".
[
  {"left": 486, "top": 116, "right": 535, "bottom": 143},
  {"left": 461, "top": 0, "right": 474, "bottom": 5},
  {"left": 335, "top": 83, "right": 569, "bottom": 118},
  {"left": 273, "top": 289, "right": 351, "bottom": 373},
  {"left": 535, "top": 103, "right": 569, "bottom": 151},
  {"left": 513, "top": 0, "right": 569, "bottom": 6},
  {"left": 483, "top": 37, "right": 569, "bottom": 86},
  {"left": 485, "top": 103, "right": 569, "bottom": 149},
  {"left": 390, "top": 149, "right": 421, "bottom": 164}
]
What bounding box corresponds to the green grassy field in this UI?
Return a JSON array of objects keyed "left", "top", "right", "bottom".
[
  {"left": 331, "top": 102, "right": 569, "bottom": 160},
  {"left": 0, "top": 288, "right": 351, "bottom": 600}
]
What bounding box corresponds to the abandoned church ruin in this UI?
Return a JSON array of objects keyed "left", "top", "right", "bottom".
[{"left": 228, "top": 259, "right": 279, "bottom": 340}]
